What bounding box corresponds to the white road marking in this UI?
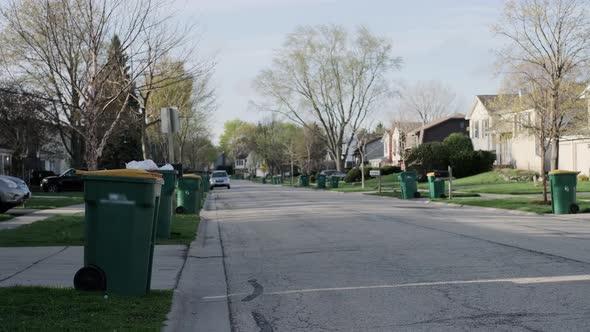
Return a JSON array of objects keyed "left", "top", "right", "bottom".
[{"left": 201, "top": 274, "right": 590, "bottom": 300}]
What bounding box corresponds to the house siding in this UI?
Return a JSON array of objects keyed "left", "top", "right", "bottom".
[{"left": 422, "top": 118, "right": 469, "bottom": 143}]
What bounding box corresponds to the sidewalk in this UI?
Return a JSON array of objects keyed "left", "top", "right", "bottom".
[
  {"left": 0, "top": 245, "right": 186, "bottom": 289},
  {"left": 0, "top": 204, "right": 85, "bottom": 231}
]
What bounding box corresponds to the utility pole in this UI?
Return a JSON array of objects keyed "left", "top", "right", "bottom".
[{"left": 161, "top": 107, "right": 179, "bottom": 163}]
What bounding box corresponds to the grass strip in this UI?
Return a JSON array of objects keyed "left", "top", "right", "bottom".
[
  {"left": 17, "top": 197, "right": 84, "bottom": 210},
  {"left": 0, "top": 213, "right": 199, "bottom": 247},
  {"left": 432, "top": 197, "right": 590, "bottom": 214},
  {"left": 0, "top": 286, "right": 172, "bottom": 331}
]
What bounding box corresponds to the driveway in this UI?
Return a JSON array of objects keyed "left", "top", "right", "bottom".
[{"left": 180, "top": 180, "right": 590, "bottom": 331}]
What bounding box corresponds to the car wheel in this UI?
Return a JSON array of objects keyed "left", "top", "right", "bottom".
[
  {"left": 42, "top": 186, "right": 49, "bottom": 192},
  {"left": 210, "top": 186, "right": 214, "bottom": 190},
  {"left": 227, "top": 185, "right": 231, "bottom": 189},
  {"left": 48, "top": 184, "right": 60, "bottom": 192}
]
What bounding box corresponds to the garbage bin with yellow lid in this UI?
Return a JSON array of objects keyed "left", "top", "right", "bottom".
[
  {"left": 549, "top": 170, "right": 580, "bottom": 214},
  {"left": 73, "top": 169, "right": 164, "bottom": 296},
  {"left": 151, "top": 169, "right": 178, "bottom": 239},
  {"left": 427, "top": 172, "right": 446, "bottom": 199},
  {"left": 176, "top": 174, "right": 201, "bottom": 214}
]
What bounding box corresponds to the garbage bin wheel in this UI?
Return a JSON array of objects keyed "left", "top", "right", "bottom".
[
  {"left": 570, "top": 203, "right": 580, "bottom": 214},
  {"left": 176, "top": 206, "right": 185, "bottom": 214},
  {"left": 414, "top": 192, "right": 421, "bottom": 198},
  {"left": 74, "top": 265, "right": 106, "bottom": 292}
]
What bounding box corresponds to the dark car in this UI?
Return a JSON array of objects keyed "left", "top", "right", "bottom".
[
  {"left": 29, "top": 170, "right": 56, "bottom": 187},
  {"left": 40, "top": 168, "right": 86, "bottom": 192}
]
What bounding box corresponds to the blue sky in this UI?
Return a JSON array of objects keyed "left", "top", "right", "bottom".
[{"left": 176, "top": 0, "right": 506, "bottom": 142}]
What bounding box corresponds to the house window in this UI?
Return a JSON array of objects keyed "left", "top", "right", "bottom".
[
  {"left": 482, "top": 119, "right": 489, "bottom": 137},
  {"left": 473, "top": 120, "right": 480, "bottom": 138}
]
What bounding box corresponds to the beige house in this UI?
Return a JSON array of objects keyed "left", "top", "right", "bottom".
[
  {"left": 467, "top": 95, "right": 548, "bottom": 173},
  {"left": 382, "top": 122, "right": 420, "bottom": 168}
]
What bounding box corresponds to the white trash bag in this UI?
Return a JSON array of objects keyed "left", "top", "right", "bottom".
[
  {"left": 125, "top": 159, "right": 159, "bottom": 171},
  {"left": 159, "top": 164, "right": 174, "bottom": 170}
]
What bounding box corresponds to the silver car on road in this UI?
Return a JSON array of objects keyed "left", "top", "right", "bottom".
[{"left": 0, "top": 175, "right": 31, "bottom": 213}]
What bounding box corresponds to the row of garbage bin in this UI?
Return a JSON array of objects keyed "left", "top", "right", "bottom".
[
  {"left": 398, "top": 170, "right": 581, "bottom": 215},
  {"left": 73, "top": 169, "right": 209, "bottom": 296}
]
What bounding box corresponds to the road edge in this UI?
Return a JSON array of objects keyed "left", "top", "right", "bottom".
[{"left": 163, "top": 193, "right": 231, "bottom": 332}]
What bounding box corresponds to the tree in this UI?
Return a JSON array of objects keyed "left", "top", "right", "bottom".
[
  {"left": 219, "top": 119, "right": 256, "bottom": 161},
  {"left": 295, "top": 123, "right": 326, "bottom": 175},
  {"left": 0, "top": 0, "right": 194, "bottom": 170},
  {"left": 254, "top": 25, "right": 401, "bottom": 171},
  {"left": 0, "top": 82, "right": 51, "bottom": 177},
  {"left": 493, "top": 0, "right": 590, "bottom": 171},
  {"left": 400, "top": 80, "right": 462, "bottom": 125}
]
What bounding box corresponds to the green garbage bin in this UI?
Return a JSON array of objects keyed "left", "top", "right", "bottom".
[
  {"left": 75, "top": 169, "right": 164, "bottom": 296},
  {"left": 152, "top": 169, "right": 177, "bottom": 239},
  {"left": 549, "top": 170, "right": 580, "bottom": 214},
  {"left": 176, "top": 174, "right": 201, "bottom": 214},
  {"left": 317, "top": 174, "right": 326, "bottom": 189},
  {"left": 398, "top": 171, "right": 420, "bottom": 199},
  {"left": 427, "top": 172, "right": 446, "bottom": 199},
  {"left": 300, "top": 175, "right": 309, "bottom": 187},
  {"left": 203, "top": 174, "right": 210, "bottom": 193},
  {"left": 330, "top": 176, "right": 339, "bottom": 188}
]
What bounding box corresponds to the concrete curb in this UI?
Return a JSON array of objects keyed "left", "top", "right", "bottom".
[{"left": 164, "top": 194, "right": 231, "bottom": 332}]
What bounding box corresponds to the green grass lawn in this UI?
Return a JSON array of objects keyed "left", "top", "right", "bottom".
[
  {"left": 17, "top": 196, "right": 84, "bottom": 210},
  {"left": 32, "top": 191, "right": 84, "bottom": 198},
  {"left": 0, "top": 286, "right": 172, "bottom": 331},
  {"left": 433, "top": 197, "right": 590, "bottom": 214},
  {"left": 0, "top": 214, "right": 13, "bottom": 222},
  {"left": 330, "top": 174, "right": 400, "bottom": 192},
  {"left": 0, "top": 213, "right": 199, "bottom": 247},
  {"left": 371, "top": 191, "right": 480, "bottom": 199},
  {"left": 457, "top": 181, "right": 590, "bottom": 195}
]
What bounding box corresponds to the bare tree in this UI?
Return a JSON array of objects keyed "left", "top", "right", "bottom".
[
  {"left": 493, "top": 0, "right": 590, "bottom": 170},
  {"left": 0, "top": 0, "right": 199, "bottom": 169},
  {"left": 254, "top": 25, "right": 401, "bottom": 172},
  {"left": 400, "top": 80, "right": 462, "bottom": 125}
]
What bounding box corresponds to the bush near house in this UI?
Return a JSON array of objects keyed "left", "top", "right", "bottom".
[
  {"left": 345, "top": 165, "right": 402, "bottom": 183},
  {"left": 406, "top": 133, "right": 496, "bottom": 179},
  {"left": 579, "top": 174, "right": 589, "bottom": 182}
]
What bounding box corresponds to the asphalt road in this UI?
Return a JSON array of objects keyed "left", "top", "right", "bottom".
[{"left": 195, "top": 180, "right": 590, "bottom": 331}]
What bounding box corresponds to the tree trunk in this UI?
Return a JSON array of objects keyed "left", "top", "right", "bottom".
[
  {"left": 361, "top": 160, "right": 365, "bottom": 188},
  {"left": 85, "top": 140, "right": 99, "bottom": 171},
  {"left": 141, "top": 109, "right": 150, "bottom": 160},
  {"left": 541, "top": 145, "right": 548, "bottom": 203},
  {"left": 550, "top": 136, "right": 559, "bottom": 170}
]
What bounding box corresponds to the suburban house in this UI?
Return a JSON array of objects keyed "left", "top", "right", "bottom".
[
  {"left": 234, "top": 153, "right": 248, "bottom": 176},
  {"left": 467, "top": 95, "right": 549, "bottom": 173},
  {"left": 353, "top": 136, "right": 384, "bottom": 167},
  {"left": 559, "top": 90, "right": 590, "bottom": 175},
  {"left": 406, "top": 114, "right": 469, "bottom": 148},
  {"left": 382, "top": 122, "right": 421, "bottom": 168}
]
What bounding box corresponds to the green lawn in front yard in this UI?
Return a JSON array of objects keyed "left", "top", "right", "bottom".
[
  {"left": 371, "top": 191, "right": 480, "bottom": 199},
  {"left": 32, "top": 191, "right": 84, "bottom": 198},
  {"left": 0, "top": 214, "right": 13, "bottom": 222},
  {"left": 432, "top": 197, "right": 590, "bottom": 214},
  {"left": 457, "top": 181, "right": 590, "bottom": 195},
  {"left": 0, "top": 286, "right": 172, "bottom": 331},
  {"left": 18, "top": 196, "right": 84, "bottom": 210},
  {"left": 330, "top": 174, "right": 400, "bottom": 192},
  {"left": 0, "top": 213, "right": 199, "bottom": 247}
]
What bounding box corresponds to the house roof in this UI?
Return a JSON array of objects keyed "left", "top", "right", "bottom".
[
  {"left": 467, "top": 94, "right": 519, "bottom": 119},
  {"left": 408, "top": 114, "right": 466, "bottom": 134}
]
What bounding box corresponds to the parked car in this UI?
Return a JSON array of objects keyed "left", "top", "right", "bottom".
[
  {"left": 29, "top": 170, "right": 56, "bottom": 187},
  {"left": 320, "top": 169, "right": 347, "bottom": 180},
  {"left": 0, "top": 175, "right": 31, "bottom": 213},
  {"left": 209, "top": 170, "right": 231, "bottom": 190},
  {"left": 41, "top": 168, "right": 86, "bottom": 192}
]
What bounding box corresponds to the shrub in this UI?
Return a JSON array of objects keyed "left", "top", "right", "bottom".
[
  {"left": 579, "top": 174, "right": 590, "bottom": 182},
  {"left": 345, "top": 168, "right": 361, "bottom": 183},
  {"left": 310, "top": 173, "right": 317, "bottom": 183},
  {"left": 406, "top": 142, "right": 449, "bottom": 175},
  {"left": 472, "top": 150, "right": 496, "bottom": 174},
  {"left": 380, "top": 165, "right": 401, "bottom": 175},
  {"left": 443, "top": 133, "right": 473, "bottom": 154}
]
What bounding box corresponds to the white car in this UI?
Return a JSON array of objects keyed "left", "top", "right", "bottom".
[{"left": 209, "top": 170, "right": 231, "bottom": 190}]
